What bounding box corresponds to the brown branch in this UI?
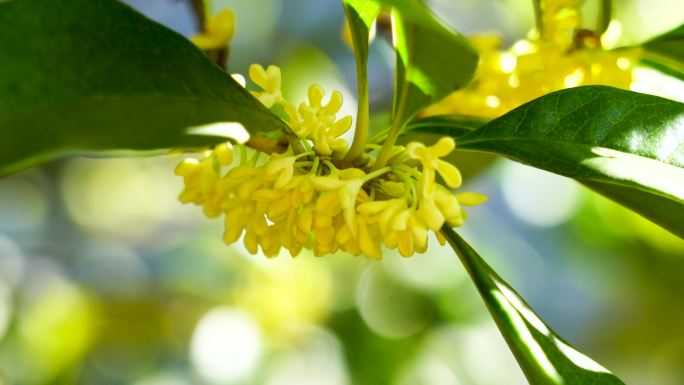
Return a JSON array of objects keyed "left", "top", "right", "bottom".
[{"left": 189, "top": 0, "right": 206, "bottom": 30}]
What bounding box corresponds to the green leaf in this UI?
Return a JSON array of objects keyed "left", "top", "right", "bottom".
[
  {"left": 640, "top": 23, "right": 684, "bottom": 81},
  {"left": 441, "top": 227, "right": 626, "bottom": 385},
  {"left": 390, "top": 1, "right": 478, "bottom": 128},
  {"left": 0, "top": 0, "right": 287, "bottom": 177},
  {"left": 342, "top": 0, "right": 382, "bottom": 160},
  {"left": 455, "top": 86, "right": 684, "bottom": 236}
]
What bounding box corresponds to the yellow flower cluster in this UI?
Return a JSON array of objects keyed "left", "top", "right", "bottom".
[
  {"left": 424, "top": 1, "right": 640, "bottom": 118},
  {"left": 175, "top": 65, "right": 485, "bottom": 259}
]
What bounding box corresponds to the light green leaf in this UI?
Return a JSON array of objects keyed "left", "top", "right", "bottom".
[
  {"left": 454, "top": 86, "right": 684, "bottom": 237},
  {"left": 342, "top": 0, "right": 382, "bottom": 160},
  {"left": 0, "top": 0, "right": 288, "bottom": 177},
  {"left": 640, "top": 23, "right": 684, "bottom": 80},
  {"left": 390, "top": 1, "right": 478, "bottom": 128},
  {"left": 442, "top": 227, "right": 626, "bottom": 385}
]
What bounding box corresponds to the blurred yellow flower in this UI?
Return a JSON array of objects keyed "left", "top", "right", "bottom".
[
  {"left": 424, "top": 1, "right": 640, "bottom": 118},
  {"left": 235, "top": 259, "right": 332, "bottom": 341},
  {"left": 191, "top": 9, "right": 235, "bottom": 50}
]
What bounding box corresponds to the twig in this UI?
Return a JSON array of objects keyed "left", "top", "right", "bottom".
[{"left": 189, "top": 0, "right": 206, "bottom": 30}]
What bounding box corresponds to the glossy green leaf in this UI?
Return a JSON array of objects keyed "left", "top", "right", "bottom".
[
  {"left": 442, "top": 227, "right": 626, "bottom": 385},
  {"left": 0, "top": 0, "right": 287, "bottom": 177},
  {"left": 390, "top": 1, "right": 478, "bottom": 128},
  {"left": 342, "top": 0, "right": 382, "bottom": 160},
  {"left": 640, "top": 23, "right": 684, "bottom": 81},
  {"left": 454, "top": 86, "right": 684, "bottom": 236}
]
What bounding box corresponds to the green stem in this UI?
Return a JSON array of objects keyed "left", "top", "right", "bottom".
[
  {"left": 363, "top": 166, "right": 392, "bottom": 183},
  {"left": 595, "top": 0, "right": 612, "bottom": 36},
  {"left": 368, "top": 127, "right": 389, "bottom": 144},
  {"left": 532, "top": 0, "right": 544, "bottom": 39},
  {"left": 323, "top": 160, "right": 339, "bottom": 175},
  {"left": 393, "top": 168, "right": 418, "bottom": 207},
  {"left": 344, "top": 6, "right": 373, "bottom": 162},
  {"left": 345, "top": 93, "right": 369, "bottom": 161},
  {"left": 308, "top": 156, "right": 320, "bottom": 175},
  {"left": 371, "top": 118, "right": 403, "bottom": 170},
  {"left": 293, "top": 151, "right": 315, "bottom": 161}
]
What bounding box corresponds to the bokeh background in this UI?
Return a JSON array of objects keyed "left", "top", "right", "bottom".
[{"left": 1, "top": 0, "right": 683, "bottom": 384}]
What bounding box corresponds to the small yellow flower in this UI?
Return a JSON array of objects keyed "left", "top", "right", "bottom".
[
  {"left": 214, "top": 142, "right": 233, "bottom": 166},
  {"left": 297, "top": 85, "right": 353, "bottom": 156},
  {"left": 191, "top": 9, "right": 235, "bottom": 50},
  {"left": 407, "top": 137, "right": 463, "bottom": 196},
  {"left": 249, "top": 64, "right": 283, "bottom": 108},
  {"left": 264, "top": 153, "right": 297, "bottom": 189}
]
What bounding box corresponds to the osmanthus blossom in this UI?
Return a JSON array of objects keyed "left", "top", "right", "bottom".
[
  {"left": 423, "top": 0, "right": 640, "bottom": 118},
  {"left": 175, "top": 64, "right": 486, "bottom": 259}
]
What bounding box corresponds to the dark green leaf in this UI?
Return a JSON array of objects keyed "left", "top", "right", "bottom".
[
  {"left": 390, "top": 1, "right": 478, "bottom": 127},
  {"left": 640, "top": 23, "right": 684, "bottom": 80},
  {"left": 0, "top": 0, "right": 287, "bottom": 177},
  {"left": 455, "top": 86, "right": 684, "bottom": 236},
  {"left": 342, "top": 0, "right": 382, "bottom": 160},
  {"left": 442, "top": 227, "right": 626, "bottom": 385}
]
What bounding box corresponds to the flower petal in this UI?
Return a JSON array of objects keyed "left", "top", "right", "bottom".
[
  {"left": 435, "top": 159, "right": 462, "bottom": 188},
  {"left": 455, "top": 192, "right": 488, "bottom": 206}
]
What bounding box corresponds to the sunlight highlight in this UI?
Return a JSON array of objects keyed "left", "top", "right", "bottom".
[
  {"left": 490, "top": 289, "right": 562, "bottom": 382},
  {"left": 186, "top": 122, "right": 250, "bottom": 143},
  {"left": 496, "top": 281, "right": 550, "bottom": 336},
  {"left": 582, "top": 147, "right": 684, "bottom": 200},
  {"left": 555, "top": 340, "right": 611, "bottom": 374}
]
